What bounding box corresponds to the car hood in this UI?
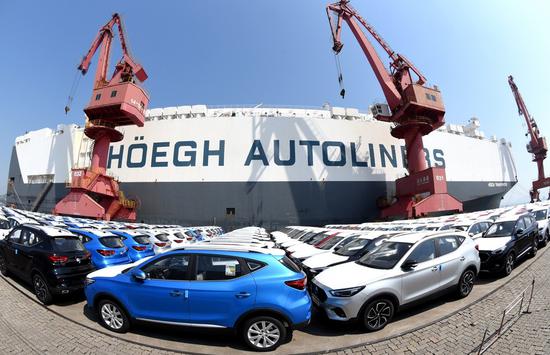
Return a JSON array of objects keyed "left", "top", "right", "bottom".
[
  {"left": 314, "top": 261, "right": 391, "bottom": 290},
  {"left": 88, "top": 256, "right": 153, "bottom": 278},
  {"left": 292, "top": 247, "right": 325, "bottom": 259},
  {"left": 303, "top": 252, "right": 347, "bottom": 269},
  {"left": 476, "top": 237, "right": 512, "bottom": 252}
]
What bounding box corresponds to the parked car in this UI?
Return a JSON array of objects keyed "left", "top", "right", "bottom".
[
  {"left": 138, "top": 230, "right": 172, "bottom": 254},
  {"left": 110, "top": 230, "right": 156, "bottom": 262},
  {"left": 85, "top": 247, "right": 311, "bottom": 351},
  {"left": 311, "top": 231, "right": 479, "bottom": 331},
  {"left": 0, "top": 216, "right": 11, "bottom": 239},
  {"left": 476, "top": 213, "right": 539, "bottom": 276},
  {"left": 530, "top": 205, "right": 550, "bottom": 247},
  {"left": 0, "top": 225, "right": 94, "bottom": 304},
  {"left": 69, "top": 228, "right": 131, "bottom": 269}
]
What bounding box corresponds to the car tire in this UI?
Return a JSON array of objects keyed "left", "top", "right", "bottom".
[
  {"left": 539, "top": 232, "right": 548, "bottom": 248},
  {"left": 32, "top": 274, "right": 53, "bottom": 305},
  {"left": 530, "top": 239, "right": 538, "bottom": 258},
  {"left": 0, "top": 254, "right": 10, "bottom": 277},
  {"left": 456, "top": 269, "right": 475, "bottom": 298},
  {"left": 362, "top": 298, "right": 395, "bottom": 332},
  {"left": 97, "top": 299, "right": 130, "bottom": 333},
  {"left": 503, "top": 252, "right": 515, "bottom": 276},
  {"left": 242, "top": 316, "right": 287, "bottom": 351}
]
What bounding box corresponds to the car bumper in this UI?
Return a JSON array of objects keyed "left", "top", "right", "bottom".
[
  {"left": 310, "top": 281, "right": 360, "bottom": 321},
  {"left": 479, "top": 252, "right": 506, "bottom": 273}
]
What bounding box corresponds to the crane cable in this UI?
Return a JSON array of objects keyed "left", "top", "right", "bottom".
[
  {"left": 334, "top": 53, "right": 346, "bottom": 99},
  {"left": 65, "top": 69, "right": 82, "bottom": 114}
]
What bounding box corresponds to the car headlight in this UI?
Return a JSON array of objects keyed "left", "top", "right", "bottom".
[
  {"left": 84, "top": 278, "right": 95, "bottom": 286},
  {"left": 492, "top": 246, "right": 506, "bottom": 254},
  {"left": 329, "top": 286, "right": 365, "bottom": 297}
]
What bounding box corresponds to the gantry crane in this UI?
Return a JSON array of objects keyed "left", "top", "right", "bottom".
[
  {"left": 54, "top": 13, "right": 149, "bottom": 221},
  {"left": 508, "top": 75, "right": 550, "bottom": 202},
  {"left": 326, "top": 0, "right": 462, "bottom": 219}
]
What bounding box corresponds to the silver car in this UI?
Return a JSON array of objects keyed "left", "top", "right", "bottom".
[{"left": 311, "top": 231, "right": 480, "bottom": 331}]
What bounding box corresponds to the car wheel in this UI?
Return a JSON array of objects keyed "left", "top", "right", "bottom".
[
  {"left": 530, "top": 239, "right": 538, "bottom": 258},
  {"left": 242, "top": 316, "right": 287, "bottom": 351},
  {"left": 0, "top": 254, "right": 9, "bottom": 277},
  {"left": 540, "top": 232, "right": 548, "bottom": 248},
  {"left": 362, "top": 298, "right": 395, "bottom": 332},
  {"left": 97, "top": 299, "right": 130, "bottom": 333},
  {"left": 33, "top": 274, "right": 53, "bottom": 305},
  {"left": 503, "top": 252, "right": 515, "bottom": 276},
  {"left": 456, "top": 269, "right": 475, "bottom": 298}
]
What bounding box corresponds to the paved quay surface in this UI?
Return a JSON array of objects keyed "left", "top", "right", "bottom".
[{"left": 0, "top": 246, "right": 549, "bottom": 354}]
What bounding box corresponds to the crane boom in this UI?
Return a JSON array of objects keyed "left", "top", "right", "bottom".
[
  {"left": 326, "top": 0, "right": 462, "bottom": 218},
  {"left": 508, "top": 75, "right": 549, "bottom": 201}
]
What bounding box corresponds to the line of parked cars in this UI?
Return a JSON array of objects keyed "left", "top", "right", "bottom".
[{"left": 0, "top": 201, "right": 548, "bottom": 351}]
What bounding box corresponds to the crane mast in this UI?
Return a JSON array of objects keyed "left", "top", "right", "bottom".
[
  {"left": 508, "top": 75, "right": 549, "bottom": 201},
  {"left": 326, "top": 0, "right": 462, "bottom": 218},
  {"left": 54, "top": 13, "right": 149, "bottom": 221}
]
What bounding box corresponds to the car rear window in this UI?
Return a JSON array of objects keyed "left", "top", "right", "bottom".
[
  {"left": 279, "top": 256, "right": 301, "bottom": 272},
  {"left": 99, "top": 236, "right": 125, "bottom": 248},
  {"left": 155, "top": 233, "right": 170, "bottom": 242},
  {"left": 133, "top": 235, "right": 150, "bottom": 245},
  {"left": 51, "top": 237, "right": 85, "bottom": 252}
]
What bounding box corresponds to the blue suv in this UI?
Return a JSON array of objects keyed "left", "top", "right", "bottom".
[
  {"left": 69, "top": 228, "right": 131, "bottom": 269},
  {"left": 84, "top": 247, "right": 311, "bottom": 351},
  {"left": 110, "top": 230, "right": 155, "bottom": 261}
]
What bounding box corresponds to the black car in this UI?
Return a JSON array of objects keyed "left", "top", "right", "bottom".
[
  {"left": 477, "top": 213, "right": 539, "bottom": 276},
  {"left": 0, "top": 224, "right": 94, "bottom": 304}
]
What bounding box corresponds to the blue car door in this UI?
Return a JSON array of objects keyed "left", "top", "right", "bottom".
[
  {"left": 124, "top": 254, "right": 190, "bottom": 323},
  {"left": 187, "top": 254, "right": 256, "bottom": 327}
]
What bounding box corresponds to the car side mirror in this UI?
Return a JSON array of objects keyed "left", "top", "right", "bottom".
[
  {"left": 515, "top": 228, "right": 524, "bottom": 235},
  {"left": 401, "top": 260, "right": 418, "bottom": 271},
  {"left": 131, "top": 269, "right": 146, "bottom": 282},
  {"left": 468, "top": 232, "right": 474, "bottom": 237}
]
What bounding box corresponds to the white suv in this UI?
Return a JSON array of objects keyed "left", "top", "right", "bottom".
[{"left": 311, "top": 231, "right": 480, "bottom": 331}]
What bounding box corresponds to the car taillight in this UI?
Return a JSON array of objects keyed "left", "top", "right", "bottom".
[
  {"left": 155, "top": 242, "right": 167, "bottom": 247},
  {"left": 97, "top": 249, "right": 115, "bottom": 256},
  {"left": 475, "top": 244, "right": 479, "bottom": 251},
  {"left": 174, "top": 239, "right": 183, "bottom": 243},
  {"left": 48, "top": 255, "right": 68, "bottom": 264},
  {"left": 285, "top": 277, "right": 307, "bottom": 290},
  {"left": 186, "top": 237, "right": 193, "bottom": 241},
  {"left": 132, "top": 246, "right": 146, "bottom": 251},
  {"left": 82, "top": 251, "right": 91, "bottom": 259}
]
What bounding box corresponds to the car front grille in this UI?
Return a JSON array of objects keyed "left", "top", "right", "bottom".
[
  {"left": 310, "top": 283, "right": 328, "bottom": 302},
  {"left": 479, "top": 251, "right": 491, "bottom": 262}
]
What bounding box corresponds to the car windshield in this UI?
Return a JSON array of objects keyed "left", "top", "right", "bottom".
[
  {"left": 307, "top": 234, "right": 330, "bottom": 245},
  {"left": 534, "top": 210, "right": 547, "bottom": 221},
  {"left": 318, "top": 236, "right": 345, "bottom": 250},
  {"left": 51, "top": 237, "right": 85, "bottom": 252},
  {"left": 133, "top": 235, "right": 150, "bottom": 245},
  {"left": 155, "top": 233, "right": 170, "bottom": 242},
  {"left": 453, "top": 225, "right": 469, "bottom": 231},
  {"left": 335, "top": 237, "right": 371, "bottom": 256},
  {"left": 174, "top": 232, "right": 185, "bottom": 239},
  {"left": 484, "top": 221, "right": 515, "bottom": 237},
  {"left": 438, "top": 224, "right": 454, "bottom": 230},
  {"left": 99, "top": 236, "right": 125, "bottom": 249},
  {"left": 357, "top": 241, "right": 413, "bottom": 269}
]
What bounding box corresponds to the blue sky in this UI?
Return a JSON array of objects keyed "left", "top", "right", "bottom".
[{"left": 1, "top": 0, "right": 549, "bottom": 204}]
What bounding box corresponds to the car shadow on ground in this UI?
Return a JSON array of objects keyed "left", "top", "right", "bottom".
[
  {"left": 4, "top": 273, "right": 86, "bottom": 306},
  {"left": 82, "top": 304, "right": 253, "bottom": 351}
]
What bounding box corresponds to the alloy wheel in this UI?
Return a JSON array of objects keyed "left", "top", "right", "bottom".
[
  {"left": 247, "top": 320, "right": 281, "bottom": 349},
  {"left": 505, "top": 254, "right": 514, "bottom": 275},
  {"left": 33, "top": 275, "right": 47, "bottom": 303},
  {"left": 460, "top": 270, "right": 475, "bottom": 296},
  {"left": 366, "top": 301, "right": 392, "bottom": 329},
  {"left": 101, "top": 303, "right": 124, "bottom": 330}
]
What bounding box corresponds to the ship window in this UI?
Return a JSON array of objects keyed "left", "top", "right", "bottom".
[
  {"left": 95, "top": 93, "right": 101, "bottom": 101},
  {"left": 226, "top": 208, "right": 235, "bottom": 216},
  {"left": 430, "top": 94, "right": 437, "bottom": 101},
  {"left": 425, "top": 93, "right": 431, "bottom": 100},
  {"left": 110, "top": 90, "right": 117, "bottom": 98}
]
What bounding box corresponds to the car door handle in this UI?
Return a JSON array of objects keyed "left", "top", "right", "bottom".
[
  {"left": 460, "top": 256, "right": 466, "bottom": 261},
  {"left": 431, "top": 266, "right": 439, "bottom": 272},
  {"left": 169, "top": 290, "right": 182, "bottom": 297},
  {"left": 235, "top": 292, "right": 251, "bottom": 299}
]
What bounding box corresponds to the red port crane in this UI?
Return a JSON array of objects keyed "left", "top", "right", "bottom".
[
  {"left": 326, "top": 0, "right": 462, "bottom": 219},
  {"left": 54, "top": 13, "right": 149, "bottom": 221},
  {"left": 508, "top": 75, "right": 550, "bottom": 202}
]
